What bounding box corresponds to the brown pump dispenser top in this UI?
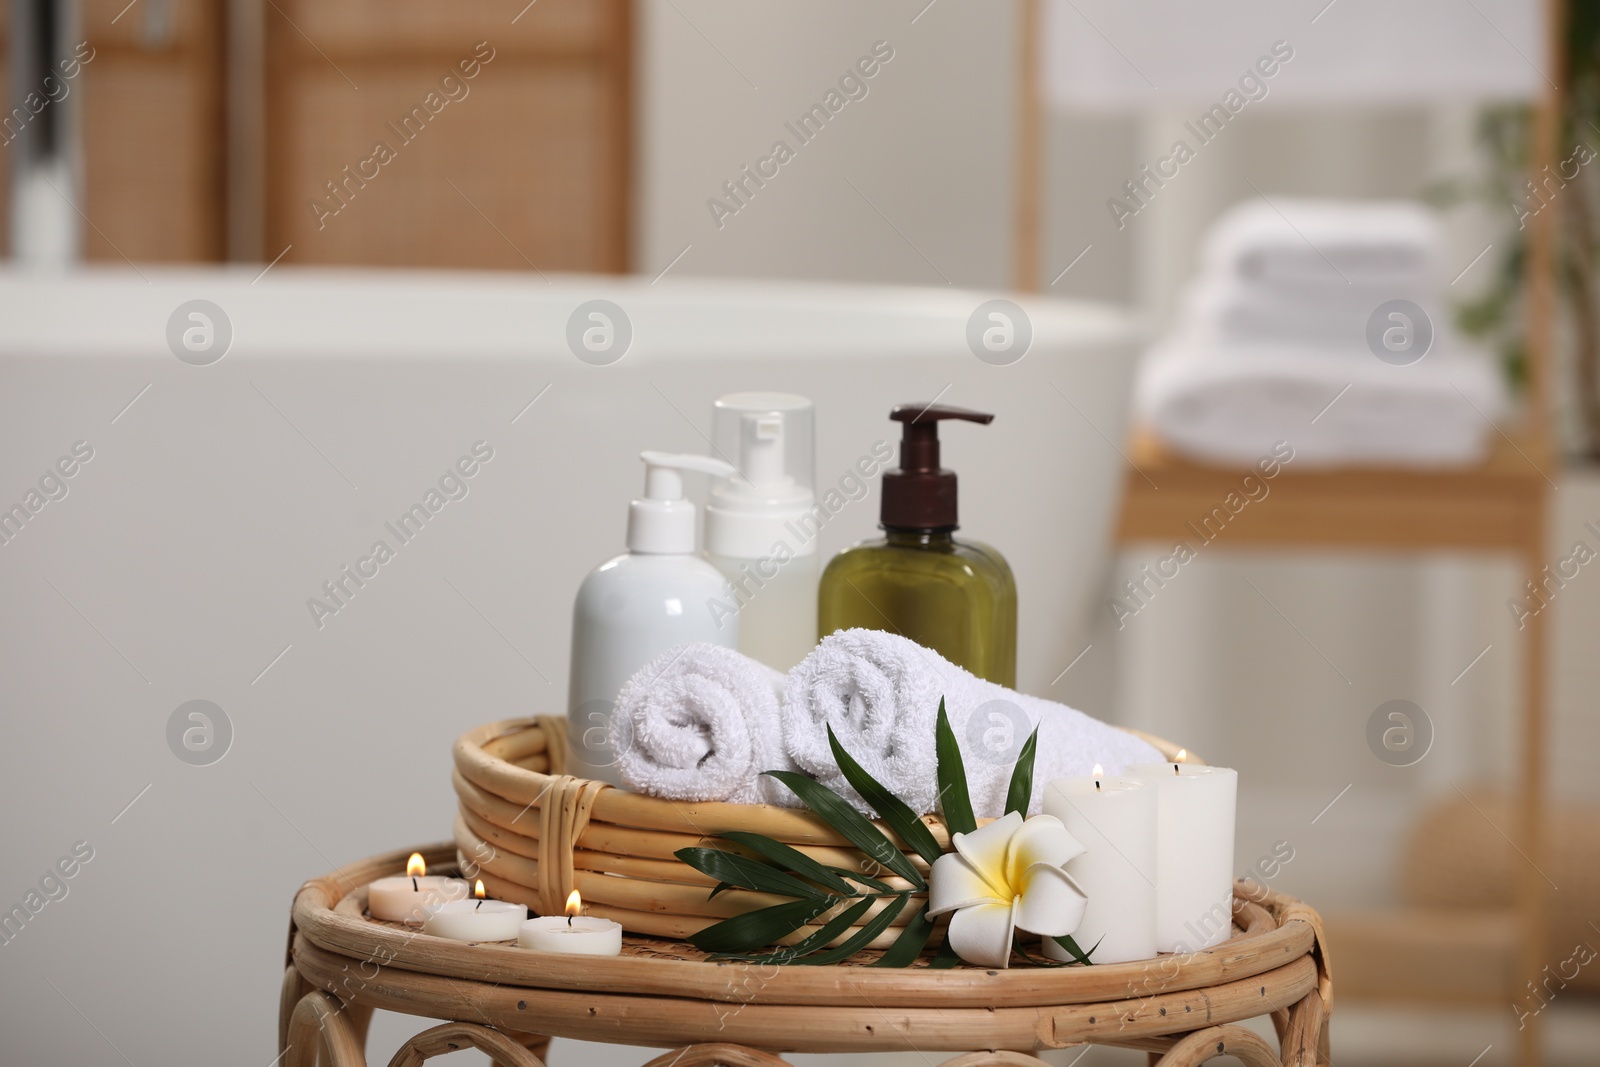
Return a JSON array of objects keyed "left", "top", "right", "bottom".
[{"left": 880, "top": 403, "right": 995, "bottom": 530}]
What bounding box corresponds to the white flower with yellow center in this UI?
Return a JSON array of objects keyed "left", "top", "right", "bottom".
[{"left": 926, "top": 811, "right": 1089, "bottom": 968}]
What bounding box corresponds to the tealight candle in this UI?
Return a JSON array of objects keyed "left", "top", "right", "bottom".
[
  {"left": 519, "top": 891, "right": 623, "bottom": 956},
  {"left": 1042, "top": 765, "right": 1158, "bottom": 964},
  {"left": 1128, "top": 753, "right": 1238, "bottom": 953},
  {"left": 367, "top": 854, "right": 470, "bottom": 923},
  {"left": 422, "top": 881, "right": 527, "bottom": 942}
]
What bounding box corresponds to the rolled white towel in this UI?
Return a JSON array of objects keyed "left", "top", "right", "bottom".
[
  {"left": 781, "top": 628, "right": 1161, "bottom": 818},
  {"left": 610, "top": 643, "right": 798, "bottom": 806}
]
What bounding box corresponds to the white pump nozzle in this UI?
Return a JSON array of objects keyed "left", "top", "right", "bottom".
[
  {"left": 738, "top": 414, "right": 791, "bottom": 492},
  {"left": 629, "top": 451, "right": 737, "bottom": 554}
]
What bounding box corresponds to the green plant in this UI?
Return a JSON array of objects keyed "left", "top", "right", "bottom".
[{"left": 1429, "top": 6, "right": 1600, "bottom": 458}]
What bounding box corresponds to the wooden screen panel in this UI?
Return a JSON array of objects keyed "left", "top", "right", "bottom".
[
  {"left": 79, "top": 0, "right": 227, "bottom": 262},
  {"left": 286, "top": 0, "right": 607, "bottom": 57},
  {"left": 265, "top": 0, "right": 630, "bottom": 272},
  {"left": 0, "top": 1, "right": 8, "bottom": 257}
]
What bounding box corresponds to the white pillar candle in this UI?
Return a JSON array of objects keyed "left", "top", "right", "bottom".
[
  {"left": 1127, "top": 759, "right": 1238, "bottom": 953},
  {"left": 367, "top": 854, "right": 469, "bottom": 923},
  {"left": 1042, "top": 770, "right": 1158, "bottom": 964},
  {"left": 519, "top": 915, "right": 624, "bottom": 955},
  {"left": 422, "top": 898, "right": 528, "bottom": 942}
]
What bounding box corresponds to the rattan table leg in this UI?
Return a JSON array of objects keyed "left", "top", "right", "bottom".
[
  {"left": 938, "top": 1052, "right": 1049, "bottom": 1067},
  {"left": 279, "top": 966, "right": 313, "bottom": 1060},
  {"left": 386, "top": 1021, "right": 548, "bottom": 1067},
  {"left": 496, "top": 1031, "right": 553, "bottom": 1067},
  {"left": 1279, "top": 988, "right": 1327, "bottom": 1067},
  {"left": 1155, "top": 1025, "right": 1283, "bottom": 1067},
  {"left": 285, "top": 990, "right": 368, "bottom": 1067},
  {"left": 640, "top": 1044, "right": 789, "bottom": 1067}
]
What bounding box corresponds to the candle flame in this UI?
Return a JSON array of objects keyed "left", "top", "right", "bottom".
[
  {"left": 565, "top": 890, "right": 582, "bottom": 918},
  {"left": 1175, "top": 749, "right": 1188, "bottom": 763},
  {"left": 406, "top": 853, "right": 426, "bottom": 879},
  {"left": 474, "top": 879, "right": 486, "bottom": 900},
  {"left": 1092, "top": 763, "right": 1104, "bottom": 779}
]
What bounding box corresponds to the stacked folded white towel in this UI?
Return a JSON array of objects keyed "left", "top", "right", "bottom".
[
  {"left": 611, "top": 630, "right": 1160, "bottom": 818},
  {"left": 1137, "top": 198, "right": 1507, "bottom": 468}
]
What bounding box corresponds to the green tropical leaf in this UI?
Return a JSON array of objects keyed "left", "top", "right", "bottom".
[
  {"left": 871, "top": 907, "right": 936, "bottom": 967},
  {"left": 764, "top": 770, "right": 926, "bottom": 888},
  {"left": 829, "top": 866, "right": 895, "bottom": 893},
  {"left": 688, "top": 897, "right": 833, "bottom": 954},
  {"left": 826, "top": 724, "right": 944, "bottom": 864},
  {"left": 674, "top": 847, "right": 829, "bottom": 901},
  {"left": 721, "top": 897, "right": 876, "bottom": 963},
  {"left": 934, "top": 698, "right": 977, "bottom": 837},
  {"left": 1048, "top": 932, "right": 1102, "bottom": 965},
  {"left": 928, "top": 938, "right": 963, "bottom": 968},
  {"left": 797, "top": 894, "right": 910, "bottom": 965},
  {"left": 716, "top": 831, "right": 857, "bottom": 896},
  {"left": 1003, "top": 725, "right": 1040, "bottom": 817}
]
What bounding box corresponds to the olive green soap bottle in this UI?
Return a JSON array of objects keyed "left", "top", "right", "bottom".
[{"left": 818, "top": 404, "right": 1017, "bottom": 685}]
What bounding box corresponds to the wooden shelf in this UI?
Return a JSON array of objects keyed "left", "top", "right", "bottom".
[{"left": 1116, "top": 427, "right": 1553, "bottom": 554}]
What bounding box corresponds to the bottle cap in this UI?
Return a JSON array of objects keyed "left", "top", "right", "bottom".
[
  {"left": 629, "top": 451, "right": 737, "bottom": 554},
  {"left": 880, "top": 403, "right": 994, "bottom": 530},
  {"left": 706, "top": 393, "right": 817, "bottom": 558}
]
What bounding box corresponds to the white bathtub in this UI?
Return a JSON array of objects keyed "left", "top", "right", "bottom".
[{"left": 0, "top": 267, "right": 1137, "bottom": 1061}]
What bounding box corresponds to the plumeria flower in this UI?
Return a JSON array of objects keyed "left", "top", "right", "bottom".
[{"left": 926, "top": 811, "right": 1089, "bottom": 968}]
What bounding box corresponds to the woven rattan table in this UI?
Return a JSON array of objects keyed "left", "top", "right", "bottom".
[{"left": 281, "top": 843, "right": 1333, "bottom": 1067}]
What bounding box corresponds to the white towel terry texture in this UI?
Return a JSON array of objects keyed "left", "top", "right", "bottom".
[
  {"left": 782, "top": 629, "right": 1160, "bottom": 818},
  {"left": 609, "top": 643, "right": 795, "bottom": 806},
  {"left": 612, "top": 630, "right": 1160, "bottom": 818}
]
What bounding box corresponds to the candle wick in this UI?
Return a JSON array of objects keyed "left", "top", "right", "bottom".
[
  {"left": 1173, "top": 763, "right": 1179, "bottom": 775},
  {"left": 568, "top": 914, "right": 574, "bottom": 927},
  {"left": 412, "top": 876, "right": 418, "bottom": 891},
  {"left": 475, "top": 900, "right": 483, "bottom": 911},
  {"left": 1094, "top": 780, "right": 1100, "bottom": 791}
]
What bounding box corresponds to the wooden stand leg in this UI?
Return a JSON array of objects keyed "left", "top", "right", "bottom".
[{"left": 1516, "top": 526, "right": 1550, "bottom": 1067}]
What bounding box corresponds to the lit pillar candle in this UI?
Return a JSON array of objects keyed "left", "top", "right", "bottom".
[
  {"left": 1042, "top": 766, "right": 1158, "bottom": 964},
  {"left": 367, "top": 853, "right": 470, "bottom": 923},
  {"left": 519, "top": 891, "right": 623, "bottom": 956},
  {"left": 422, "top": 880, "right": 527, "bottom": 942},
  {"left": 1127, "top": 754, "right": 1238, "bottom": 953}
]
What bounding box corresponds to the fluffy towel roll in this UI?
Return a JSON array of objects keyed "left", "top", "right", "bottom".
[
  {"left": 782, "top": 628, "right": 1161, "bottom": 818},
  {"left": 610, "top": 643, "right": 798, "bottom": 806}
]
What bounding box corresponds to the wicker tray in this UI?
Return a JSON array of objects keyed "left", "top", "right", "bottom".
[{"left": 452, "top": 716, "right": 1188, "bottom": 945}]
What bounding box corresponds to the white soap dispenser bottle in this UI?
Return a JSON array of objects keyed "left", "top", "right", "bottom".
[
  {"left": 567, "top": 451, "right": 740, "bottom": 784},
  {"left": 704, "top": 393, "right": 818, "bottom": 671}
]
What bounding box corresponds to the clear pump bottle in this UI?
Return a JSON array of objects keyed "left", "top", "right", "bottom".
[{"left": 704, "top": 393, "right": 818, "bottom": 671}]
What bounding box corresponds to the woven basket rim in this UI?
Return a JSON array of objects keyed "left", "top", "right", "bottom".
[{"left": 454, "top": 716, "right": 1195, "bottom": 839}]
